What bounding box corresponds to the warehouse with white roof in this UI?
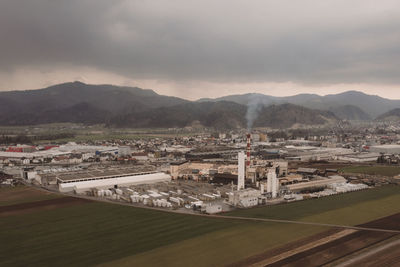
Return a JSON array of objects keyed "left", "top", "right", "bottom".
[
  {"left": 369, "top": 144, "right": 400, "bottom": 154},
  {"left": 58, "top": 172, "right": 171, "bottom": 193}
]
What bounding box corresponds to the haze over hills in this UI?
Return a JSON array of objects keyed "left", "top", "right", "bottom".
[
  {"left": 376, "top": 108, "right": 400, "bottom": 122},
  {"left": 328, "top": 105, "right": 371, "bottom": 121},
  {"left": 199, "top": 91, "right": 400, "bottom": 119},
  {"left": 0, "top": 82, "right": 399, "bottom": 128},
  {"left": 111, "top": 102, "right": 338, "bottom": 129}
]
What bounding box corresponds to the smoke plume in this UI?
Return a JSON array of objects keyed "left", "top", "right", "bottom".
[{"left": 246, "top": 94, "right": 263, "bottom": 131}]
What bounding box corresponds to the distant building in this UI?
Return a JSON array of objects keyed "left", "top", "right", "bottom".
[
  {"left": 286, "top": 176, "right": 346, "bottom": 192},
  {"left": 118, "top": 146, "right": 131, "bottom": 157},
  {"left": 337, "top": 153, "right": 380, "bottom": 162},
  {"left": 370, "top": 145, "right": 400, "bottom": 154},
  {"left": 212, "top": 173, "right": 238, "bottom": 185},
  {"left": 170, "top": 161, "right": 189, "bottom": 179},
  {"left": 58, "top": 172, "right": 171, "bottom": 193},
  {"left": 228, "top": 189, "right": 261, "bottom": 208},
  {"left": 6, "top": 145, "right": 36, "bottom": 153},
  {"left": 297, "top": 168, "right": 319, "bottom": 176}
]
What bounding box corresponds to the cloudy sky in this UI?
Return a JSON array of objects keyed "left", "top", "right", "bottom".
[{"left": 1, "top": 0, "right": 400, "bottom": 100}]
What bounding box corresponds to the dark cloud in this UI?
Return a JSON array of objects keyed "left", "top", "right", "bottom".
[{"left": 1, "top": 0, "right": 400, "bottom": 86}]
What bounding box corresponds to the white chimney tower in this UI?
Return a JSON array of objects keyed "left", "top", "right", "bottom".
[
  {"left": 267, "top": 171, "right": 273, "bottom": 193},
  {"left": 267, "top": 170, "right": 278, "bottom": 198},
  {"left": 271, "top": 172, "right": 278, "bottom": 198},
  {"left": 237, "top": 151, "right": 245, "bottom": 190}
]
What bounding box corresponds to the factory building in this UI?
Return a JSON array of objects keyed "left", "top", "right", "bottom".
[
  {"left": 246, "top": 160, "right": 288, "bottom": 181},
  {"left": 369, "top": 144, "right": 400, "bottom": 154},
  {"left": 284, "top": 147, "right": 354, "bottom": 161},
  {"left": 337, "top": 153, "right": 380, "bottom": 162},
  {"left": 228, "top": 189, "right": 261, "bottom": 208},
  {"left": 170, "top": 161, "right": 189, "bottom": 179},
  {"left": 58, "top": 171, "right": 171, "bottom": 193},
  {"left": 211, "top": 173, "right": 238, "bottom": 185},
  {"left": 22, "top": 168, "right": 40, "bottom": 183},
  {"left": 6, "top": 145, "right": 36, "bottom": 153},
  {"left": 118, "top": 146, "right": 131, "bottom": 157},
  {"left": 279, "top": 174, "right": 303, "bottom": 185},
  {"left": 286, "top": 175, "right": 346, "bottom": 192},
  {"left": 170, "top": 161, "right": 216, "bottom": 180},
  {"left": 297, "top": 168, "right": 319, "bottom": 176}
]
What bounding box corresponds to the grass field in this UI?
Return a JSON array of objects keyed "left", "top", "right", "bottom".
[
  {"left": 0, "top": 202, "right": 241, "bottom": 266},
  {"left": 225, "top": 185, "right": 400, "bottom": 223},
  {"left": 102, "top": 186, "right": 400, "bottom": 266},
  {"left": 0, "top": 200, "right": 329, "bottom": 267},
  {"left": 101, "top": 223, "right": 328, "bottom": 267},
  {"left": 1, "top": 185, "right": 399, "bottom": 267},
  {"left": 340, "top": 165, "right": 400, "bottom": 177}
]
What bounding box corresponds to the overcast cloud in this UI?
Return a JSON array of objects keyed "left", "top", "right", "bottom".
[{"left": 0, "top": 0, "right": 400, "bottom": 99}]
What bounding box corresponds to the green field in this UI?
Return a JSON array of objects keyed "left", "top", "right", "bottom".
[
  {"left": 102, "top": 222, "right": 327, "bottom": 267},
  {"left": 1, "top": 185, "right": 399, "bottom": 267},
  {"left": 225, "top": 185, "right": 400, "bottom": 225},
  {"left": 0, "top": 202, "right": 328, "bottom": 267},
  {"left": 340, "top": 165, "right": 400, "bottom": 177},
  {"left": 0, "top": 202, "right": 240, "bottom": 266}
]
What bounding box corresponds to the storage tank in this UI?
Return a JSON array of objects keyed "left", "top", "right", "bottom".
[{"left": 97, "top": 190, "right": 104, "bottom": 197}]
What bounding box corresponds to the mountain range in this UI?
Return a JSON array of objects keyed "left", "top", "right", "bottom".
[
  {"left": 0, "top": 81, "right": 399, "bottom": 129},
  {"left": 198, "top": 91, "right": 400, "bottom": 119},
  {"left": 376, "top": 109, "right": 400, "bottom": 122}
]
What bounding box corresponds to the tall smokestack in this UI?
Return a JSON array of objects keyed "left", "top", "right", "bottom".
[
  {"left": 246, "top": 133, "right": 251, "bottom": 167},
  {"left": 237, "top": 151, "right": 245, "bottom": 190}
]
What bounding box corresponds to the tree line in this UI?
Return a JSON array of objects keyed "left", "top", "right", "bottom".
[{"left": 0, "top": 133, "right": 75, "bottom": 145}]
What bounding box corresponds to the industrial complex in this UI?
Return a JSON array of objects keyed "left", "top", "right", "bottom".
[{"left": 2, "top": 127, "right": 396, "bottom": 215}]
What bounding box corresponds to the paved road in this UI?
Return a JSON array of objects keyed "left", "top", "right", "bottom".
[
  {"left": 335, "top": 237, "right": 400, "bottom": 267},
  {"left": 25, "top": 182, "right": 400, "bottom": 234}
]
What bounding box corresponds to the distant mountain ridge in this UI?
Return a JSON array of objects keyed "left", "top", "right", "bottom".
[
  {"left": 0, "top": 81, "right": 187, "bottom": 114},
  {"left": 0, "top": 81, "right": 341, "bottom": 129},
  {"left": 376, "top": 108, "right": 400, "bottom": 122},
  {"left": 0, "top": 81, "right": 188, "bottom": 125},
  {"left": 198, "top": 91, "right": 400, "bottom": 119},
  {"left": 253, "top": 104, "right": 338, "bottom": 128},
  {"left": 110, "top": 102, "right": 338, "bottom": 129},
  {"left": 328, "top": 105, "right": 371, "bottom": 121}
]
